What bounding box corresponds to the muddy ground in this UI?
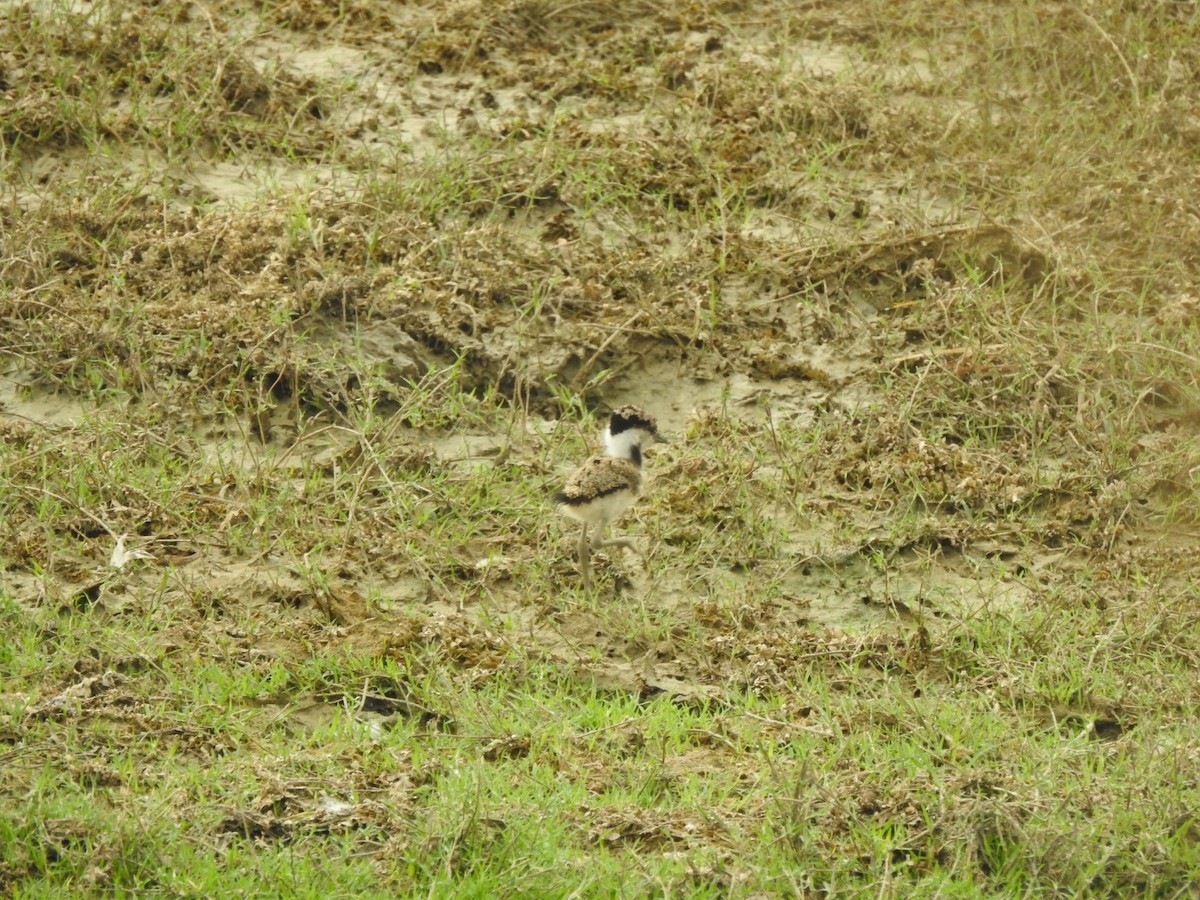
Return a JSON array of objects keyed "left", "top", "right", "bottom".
[{"left": 3, "top": 0, "right": 1200, "bottom": 892}]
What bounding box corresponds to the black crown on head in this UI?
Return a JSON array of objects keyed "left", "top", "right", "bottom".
[{"left": 608, "top": 405, "right": 659, "bottom": 438}]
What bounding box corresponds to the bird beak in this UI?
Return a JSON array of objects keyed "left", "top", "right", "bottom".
[{"left": 653, "top": 431, "right": 671, "bottom": 445}]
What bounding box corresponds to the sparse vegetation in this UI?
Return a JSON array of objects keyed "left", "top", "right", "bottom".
[{"left": 3, "top": 0, "right": 1200, "bottom": 894}]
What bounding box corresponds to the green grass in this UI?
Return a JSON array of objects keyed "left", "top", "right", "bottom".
[
  {"left": 7, "top": 610, "right": 1199, "bottom": 894},
  {"left": 3, "top": 0, "right": 1200, "bottom": 894}
]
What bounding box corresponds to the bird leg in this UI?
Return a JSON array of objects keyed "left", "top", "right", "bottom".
[
  {"left": 594, "top": 533, "right": 642, "bottom": 590},
  {"left": 577, "top": 524, "right": 591, "bottom": 590},
  {"left": 576, "top": 525, "right": 642, "bottom": 590},
  {"left": 595, "top": 535, "right": 642, "bottom": 559},
  {"left": 593, "top": 523, "right": 644, "bottom": 586}
]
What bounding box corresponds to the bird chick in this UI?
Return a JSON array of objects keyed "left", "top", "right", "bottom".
[{"left": 554, "top": 405, "right": 666, "bottom": 589}]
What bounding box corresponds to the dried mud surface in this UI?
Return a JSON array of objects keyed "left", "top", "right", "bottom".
[
  {"left": 3, "top": 0, "right": 1200, "bottom": 887},
  {"left": 3, "top": 2, "right": 1195, "bottom": 679}
]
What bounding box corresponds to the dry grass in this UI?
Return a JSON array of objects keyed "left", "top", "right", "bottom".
[{"left": 2, "top": 0, "right": 1200, "bottom": 894}]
